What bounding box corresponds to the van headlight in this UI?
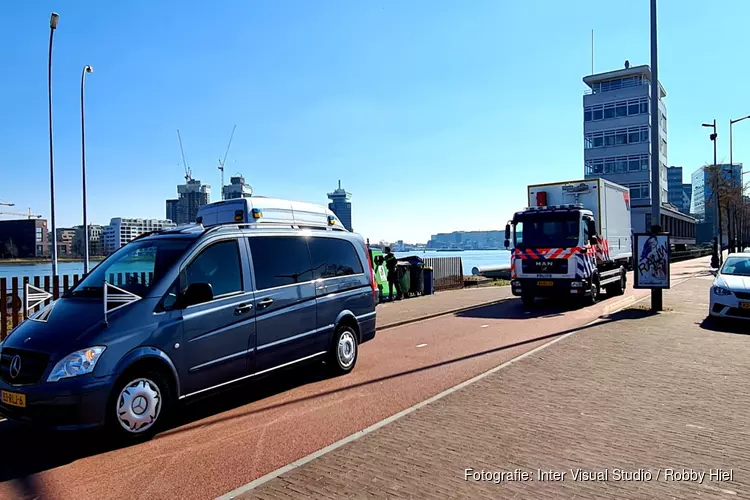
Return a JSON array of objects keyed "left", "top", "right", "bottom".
[{"left": 47, "top": 346, "right": 106, "bottom": 383}]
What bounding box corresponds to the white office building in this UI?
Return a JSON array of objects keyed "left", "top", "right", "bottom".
[
  {"left": 582, "top": 63, "right": 695, "bottom": 243},
  {"left": 103, "top": 217, "right": 176, "bottom": 254}
]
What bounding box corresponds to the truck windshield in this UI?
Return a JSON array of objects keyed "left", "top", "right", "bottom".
[
  {"left": 68, "top": 238, "right": 193, "bottom": 298},
  {"left": 513, "top": 212, "right": 580, "bottom": 249}
]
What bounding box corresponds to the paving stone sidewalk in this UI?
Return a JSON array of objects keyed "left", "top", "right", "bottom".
[{"left": 236, "top": 264, "right": 750, "bottom": 499}]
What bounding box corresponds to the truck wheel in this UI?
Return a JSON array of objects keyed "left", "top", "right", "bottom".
[
  {"left": 606, "top": 268, "right": 626, "bottom": 296},
  {"left": 587, "top": 277, "right": 600, "bottom": 305},
  {"left": 521, "top": 295, "right": 535, "bottom": 308}
]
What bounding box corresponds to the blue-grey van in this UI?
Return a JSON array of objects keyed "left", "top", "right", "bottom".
[{"left": 0, "top": 202, "right": 378, "bottom": 438}]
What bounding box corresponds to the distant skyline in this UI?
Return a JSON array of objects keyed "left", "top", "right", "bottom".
[{"left": 1, "top": 1, "right": 749, "bottom": 242}]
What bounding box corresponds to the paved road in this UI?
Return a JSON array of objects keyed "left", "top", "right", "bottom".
[{"left": 0, "top": 258, "right": 710, "bottom": 500}]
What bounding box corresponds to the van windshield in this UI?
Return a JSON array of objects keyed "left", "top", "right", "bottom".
[
  {"left": 513, "top": 212, "right": 581, "bottom": 249},
  {"left": 68, "top": 238, "right": 193, "bottom": 298}
]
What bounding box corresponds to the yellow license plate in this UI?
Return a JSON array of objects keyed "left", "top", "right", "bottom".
[
  {"left": 1, "top": 390, "right": 26, "bottom": 408},
  {"left": 537, "top": 281, "right": 554, "bottom": 287},
  {"left": 741, "top": 303, "right": 750, "bottom": 310}
]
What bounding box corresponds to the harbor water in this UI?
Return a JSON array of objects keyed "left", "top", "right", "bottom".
[{"left": 0, "top": 250, "right": 511, "bottom": 281}]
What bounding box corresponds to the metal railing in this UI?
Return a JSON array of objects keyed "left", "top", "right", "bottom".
[{"left": 424, "top": 257, "right": 464, "bottom": 291}]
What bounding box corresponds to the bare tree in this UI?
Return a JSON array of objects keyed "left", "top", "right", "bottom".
[
  {"left": 703, "top": 164, "right": 746, "bottom": 252},
  {"left": 3, "top": 237, "right": 19, "bottom": 259}
]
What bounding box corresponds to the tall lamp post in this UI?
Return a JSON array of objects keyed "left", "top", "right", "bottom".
[
  {"left": 81, "top": 65, "right": 94, "bottom": 274},
  {"left": 702, "top": 120, "right": 721, "bottom": 266},
  {"left": 649, "top": 0, "right": 663, "bottom": 311},
  {"left": 48, "top": 12, "right": 59, "bottom": 277},
  {"left": 730, "top": 115, "right": 750, "bottom": 250}
]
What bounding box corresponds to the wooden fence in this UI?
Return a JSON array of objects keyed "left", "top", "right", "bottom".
[
  {"left": 424, "top": 256, "right": 464, "bottom": 291},
  {"left": 1, "top": 272, "right": 154, "bottom": 340}
]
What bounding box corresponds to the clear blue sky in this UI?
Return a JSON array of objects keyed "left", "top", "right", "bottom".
[{"left": 1, "top": 1, "right": 749, "bottom": 243}]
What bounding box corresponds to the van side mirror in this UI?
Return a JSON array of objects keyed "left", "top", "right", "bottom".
[
  {"left": 504, "top": 223, "right": 511, "bottom": 241},
  {"left": 179, "top": 282, "right": 213, "bottom": 308},
  {"left": 374, "top": 255, "right": 385, "bottom": 266}
]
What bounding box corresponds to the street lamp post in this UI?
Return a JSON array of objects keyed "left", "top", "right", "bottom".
[
  {"left": 730, "top": 115, "right": 750, "bottom": 250},
  {"left": 649, "top": 0, "right": 663, "bottom": 311},
  {"left": 81, "top": 65, "right": 94, "bottom": 274},
  {"left": 702, "top": 120, "right": 721, "bottom": 266},
  {"left": 48, "top": 12, "right": 59, "bottom": 277}
]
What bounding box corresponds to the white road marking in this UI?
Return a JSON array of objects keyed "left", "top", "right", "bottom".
[
  {"left": 481, "top": 325, "right": 489, "bottom": 328},
  {"left": 216, "top": 268, "right": 707, "bottom": 499},
  {"left": 416, "top": 344, "right": 427, "bottom": 348}
]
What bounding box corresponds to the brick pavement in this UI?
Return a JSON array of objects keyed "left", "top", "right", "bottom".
[
  {"left": 376, "top": 286, "right": 511, "bottom": 329},
  {"left": 235, "top": 264, "right": 750, "bottom": 499}
]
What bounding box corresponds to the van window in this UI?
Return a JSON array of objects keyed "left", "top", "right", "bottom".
[
  {"left": 185, "top": 240, "right": 243, "bottom": 297},
  {"left": 308, "top": 238, "right": 364, "bottom": 280},
  {"left": 248, "top": 236, "right": 313, "bottom": 290},
  {"left": 69, "top": 238, "right": 192, "bottom": 298}
]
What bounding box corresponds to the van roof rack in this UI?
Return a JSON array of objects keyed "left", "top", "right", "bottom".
[{"left": 203, "top": 221, "right": 348, "bottom": 237}]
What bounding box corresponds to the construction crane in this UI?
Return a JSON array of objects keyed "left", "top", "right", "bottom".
[
  {"left": 177, "top": 129, "right": 192, "bottom": 183},
  {"left": 218, "top": 125, "right": 237, "bottom": 200},
  {"left": 0, "top": 207, "right": 42, "bottom": 219}
]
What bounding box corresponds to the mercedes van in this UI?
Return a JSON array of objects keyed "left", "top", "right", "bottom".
[{"left": 0, "top": 198, "right": 378, "bottom": 438}]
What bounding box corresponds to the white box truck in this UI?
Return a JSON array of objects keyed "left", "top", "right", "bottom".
[{"left": 503, "top": 178, "right": 633, "bottom": 307}]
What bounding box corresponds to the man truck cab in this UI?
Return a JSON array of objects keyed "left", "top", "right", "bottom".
[
  {"left": 504, "top": 179, "right": 633, "bottom": 307},
  {"left": 0, "top": 198, "right": 377, "bottom": 439}
]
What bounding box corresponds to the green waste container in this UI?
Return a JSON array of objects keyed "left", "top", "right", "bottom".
[
  {"left": 369, "top": 248, "right": 389, "bottom": 299},
  {"left": 397, "top": 262, "right": 411, "bottom": 297}
]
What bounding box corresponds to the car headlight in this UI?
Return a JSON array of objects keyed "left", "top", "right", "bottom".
[
  {"left": 712, "top": 286, "right": 732, "bottom": 296},
  {"left": 47, "top": 346, "right": 106, "bottom": 383}
]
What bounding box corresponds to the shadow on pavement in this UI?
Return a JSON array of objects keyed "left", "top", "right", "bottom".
[
  {"left": 455, "top": 292, "right": 624, "bottom": 320},
  {"left": 699, "top": 316, "right": 749, "bottom": 335},
  {"left": 0, "top": 364, "right": 335, "bottom": 487},
  {"left": 0, "top": 301, "right": 657, "bottom": 487}
]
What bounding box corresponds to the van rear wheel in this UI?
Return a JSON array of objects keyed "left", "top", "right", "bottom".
[{"left": 327, "top": 325, "right": 358, "bottom": 375}]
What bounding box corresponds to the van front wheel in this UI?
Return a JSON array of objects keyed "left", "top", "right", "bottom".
[
  {"left": 327, "top": 326, "right": 358, "bottom": 375},
  {"left": 107, "top": 369, "right": 172, "bottom": 440}
]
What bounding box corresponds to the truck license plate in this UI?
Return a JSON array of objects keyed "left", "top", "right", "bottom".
[
  {"left": 1, "top": 390, "right": 26, "bottom": 408},
  {"left": 741, "top": 302, "right": 750, "bottom": 310},
  {"left": 537, "top": 281, "right": 553, "bottom": 287}
]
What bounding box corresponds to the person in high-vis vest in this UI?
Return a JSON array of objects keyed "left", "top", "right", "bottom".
[{"left": 383, "top": 247, "right": 402, "bottom": 300}]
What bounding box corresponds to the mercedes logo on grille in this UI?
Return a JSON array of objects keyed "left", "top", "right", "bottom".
[{"left": 9, "top": 355, "right": 22, "bottom": 379}]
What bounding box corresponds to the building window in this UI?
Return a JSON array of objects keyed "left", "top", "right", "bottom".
[
  {"left": 584, "top": 154, "right": 650, "bottom": 176},
  {"left": 584, "top": 98, "right": 649, "bottom": 123},
  {"left": 585, "top": 126, "right": 649, "bottom": 149},
  {"left": 629, "top": 183, "right": 650, "bottom": 200}
]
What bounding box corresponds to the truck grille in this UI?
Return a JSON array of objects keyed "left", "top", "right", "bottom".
[
  {"left": 521, "top": 258, "right": 569, "bottom": 275},
  {"left": 0, "top": 348, "right": 50, "bottom": 386}
]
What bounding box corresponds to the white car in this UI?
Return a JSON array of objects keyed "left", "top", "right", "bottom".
[{"left": 710, "top": 253, "right": 750, "bottom": 320}]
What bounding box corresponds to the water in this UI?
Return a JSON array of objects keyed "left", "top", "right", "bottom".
[
  {"left": 0, "top": 260, "right": 103, "bottom": 281},
  {"left": 393, "top": 250, "right": 510, "bottom": 275},
  {"left": 0, "top": 250, "right": 511, "bottom": 281}
]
